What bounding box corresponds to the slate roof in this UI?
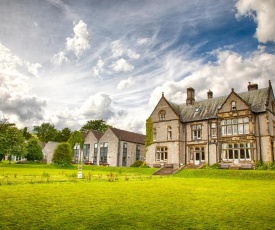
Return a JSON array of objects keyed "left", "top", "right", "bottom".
[
  {"left": 166, "top": 87, "right": 270, "bottom": 122},
  {"left": 91, "top": 130, "right": 104, "bottom": 140},
  {"left": 110, "top": 127, "right": 145, "bottom": 144}
]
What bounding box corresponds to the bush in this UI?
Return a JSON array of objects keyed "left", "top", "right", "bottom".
[
  {"left": 52, "top": 142, "right": 72, "bottom": 166},
  {"left": 130, "top": 160, "right": 144, "bottom": 167},
  {"left": 210, "top": 163, "right": 221, "bottom": 169},
  {"left": 255, "top": 161, "right": 275, "bottom": 170}
]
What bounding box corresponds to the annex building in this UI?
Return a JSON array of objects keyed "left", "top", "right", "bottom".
[
  {"left": 73, "top": 127, "right": 145, "bottom": 167},
  {"left": 146, "top": 81, "right": 275, "bottom": 169}
]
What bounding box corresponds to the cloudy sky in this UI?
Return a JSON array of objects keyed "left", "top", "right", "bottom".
[{"left": 1, "top": 0, "right": 275, "bottom": 134}]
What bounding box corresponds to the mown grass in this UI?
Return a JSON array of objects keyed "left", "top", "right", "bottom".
[{"left": 0, "top": 162, "right": 275, "bottom": 230}]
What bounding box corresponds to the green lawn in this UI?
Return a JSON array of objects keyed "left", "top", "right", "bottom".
[{"left": 0, "top": 163, "right": 275, "bottom": 230}]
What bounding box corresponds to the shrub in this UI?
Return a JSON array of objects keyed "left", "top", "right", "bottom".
[
  {"left": 210, "top": 163, "right": 221, "bottom": 169},
  {"left": 52, "top": 142, "right": 72, "bottom": 166},
  {"left": 130, "top": 160, "right": 144, "bottom": 167}
]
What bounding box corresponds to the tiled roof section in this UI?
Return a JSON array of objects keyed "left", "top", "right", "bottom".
[
  {"left": 169, "top": 87, "right": 269, "bottom": 122},
  {"left": 238, "top": 88, "right": 269, "bottom": 112},
  {"left": 91, "top": 130, "right": 104, "bottom": 140},
  {"left": 110, "top": 127, "right": 145, "bottom": 144}
]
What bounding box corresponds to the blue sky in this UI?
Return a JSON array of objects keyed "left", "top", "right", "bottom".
[{"left": 0, "top": 0, "right": 275, "bottom": 133}]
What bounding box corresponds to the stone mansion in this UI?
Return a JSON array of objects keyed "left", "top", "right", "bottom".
[{"left": 146, "top": 81, "right": 275, "bottom": 168}]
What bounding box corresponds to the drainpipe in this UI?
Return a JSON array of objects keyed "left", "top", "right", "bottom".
[
  {"left": 184, "top": 123, "right": 187, "bottom": 165},
  {"left": 178, "top": 120, "right": 180, "bottom": 168},
  {"left": 117, "top": 139, "right": 121, "bottom": 167},
  {"left": 257, "top": 115, "right": 262, "bottom": 161},
  {"left": 207, "top": 120, "right": 210, "bottom": 165}
]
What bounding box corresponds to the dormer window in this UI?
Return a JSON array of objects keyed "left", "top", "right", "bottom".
[
  {"left": 231, "top": 101, "right": 236, "bottom": 110},
  {"left": 159, "top": 110, "right": 166, "bottom": 121}
]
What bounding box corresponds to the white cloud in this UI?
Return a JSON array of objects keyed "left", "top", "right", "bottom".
[
  {"left": 149, "top": 46, "right": 275, "bottom": 107},
  {"left": 111, "top": 40, "right": 140, "bottom": 60},
  {"left": 117, "top": 76, "right": 135, "bottom": 90},
  {"left": 235, "top": 0, "right": 275, "bottom": 43},
  {"left": 51, "top": 51, "right": 69, "bottom": 66},
  {"left": 111, "top": 40, "right": 124, "bottom": 58},
  {"left": 27, "top": 63, "right": 42, "bottom": 77},
  {"left": 127, "top": 49, "right": 140, "bottom": 60},
  {"left": 66, "top": 20, "right": 90, "bottom": 57},
  {"left": 137, "top": 38, "right": 151, "bottom": 45},
  {"left": 92, "top": 58, "right": 104, "bottom": 78},
  {"left": 110, "top": 58, "right": 134, "bottom": 73},
  {"left": 0, "top": 43, "right": 46, "bottom": 125}
]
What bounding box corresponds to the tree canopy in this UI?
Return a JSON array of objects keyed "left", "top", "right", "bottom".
[
  {"left": 68, "top": 131, "right": 84, "bottom": 150},
  {"left": 80, "top": 119, "right": 111, "bottom": 133},
  {"left": 56, "top": 127, "right": 72, "bottom": 142},
  {"left": 0, "top": 126, "right": 26, "bottom": 163},
  {"left": 33, "top": 123, "right": 58, "bottom": 142},
  {"left": 25, "top": 138, "right": 43, "bottom": 161}
]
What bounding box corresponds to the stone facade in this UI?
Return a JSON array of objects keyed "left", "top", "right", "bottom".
[
  {"left": 146, "top": 82, "right": 275, "bottom": 168},
  {"left": 43, "top": 141, "right": 58, "bottom": 164}
]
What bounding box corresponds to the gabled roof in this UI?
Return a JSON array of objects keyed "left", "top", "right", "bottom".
[
  {"left": 168, "top": 87, "right": 270, "bottom": 122},
  {"left": 91, "top": 130, "right": 104, "bottom": 140},
  {"left": 110, "top": 127, "right": 145, "bottom": 144}
]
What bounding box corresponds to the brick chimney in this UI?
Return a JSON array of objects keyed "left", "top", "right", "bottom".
[
  {"left": 186, "top": 87, "right": 195, "bottom": 105},
  {"left": 248, "top": 82, "right": 258, "bottom": 91},
  {"left": 207, "top": 90, "right": 213, "bottom": 99}
]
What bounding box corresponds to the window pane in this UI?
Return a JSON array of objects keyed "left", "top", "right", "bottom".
[
  {"left": 240, "top": 149, "right": 245, "bottom": 159},
  {"left": 222, "top": 150, "right": 227, "bottom": 159},
  {"left": 227, "top": 126, "right": 232, "bottom": 135},
  {"left": 246, "top": 149, "right": 251, "bottom": 159},
  {"left": 227, "top": 120, "right": 232, "bottom": 125},
  {"left": 229, "top": 150, "right": 233, "bottom": 159},
  {"left": 243, "top": 117, "right": 249, "bottom": 123},
  {"left": 222, "top": 126, "right": 226, "bottom": 135},
  {"left": 234, "top": 150, "right": 238, "bottom": 159},
  {"left": 232, "top": 119, "right": 238, "bottom": 124},
  {"left": 244, "top": 124, "right": 249, "bottom": 134},
  {"left": 233, "top": 125, "right": 238, "bottom": 134},
  {"left": 238, "top": 124, "right": 244, "bottom": 134}
]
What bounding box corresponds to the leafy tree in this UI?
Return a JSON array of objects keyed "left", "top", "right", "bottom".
[
  {"left": 80, "top": 119, "right": 110, "bottom": 133},
  {"left": 21, "top": 127, "right": 32, "bottom": 140},
  {"left": 56, "top": 127, "right": 72, "bottom": 142},
  {"left": 52, "top": 142, "right": 73, "bottom": 166},
  {"left": 25, "top": 138, "right": 43, "bottom": 161},
  {"left": 0, "top": 118, "right": 15, "bottom": 133},
  {"left": 33, "top": 123, "right": 58, "bottom": 142},
  {"left": 0, "top": 126, "right": 26, "bottom": 163}
]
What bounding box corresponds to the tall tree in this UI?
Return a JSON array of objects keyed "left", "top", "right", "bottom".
[
  {"left": 56, "top": 127, "right": 72, "bottom": 142},
  {"left": 21, "top": 127, "right": 32, "bottom": 140},
  {"left": 80, "top": 119, "right": 111, "bottom": 133},
  {"left": 25, "top": 138, "right": 43, "bottom": 161},
  {"left": 33, "top": 123, "right": 58, "bottom": 142},
  {"left": 0, "top": 126, "right": 26, "bottom": 163}
]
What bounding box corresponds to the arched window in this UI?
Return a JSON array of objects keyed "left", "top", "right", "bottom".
[
  {"left": 167, "top": 126, "right": 172, "bottom": 140},
  {"left": 159, "top": 110, "right": 166, "bottom": 121}
]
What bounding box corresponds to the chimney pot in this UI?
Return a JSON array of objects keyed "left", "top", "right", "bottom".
[
  {"left": 248, "top": 83, "right": 258, "bottom": 91},
  {"left": 186, "top": 87, "right": 195, "bottom": 105},
  {"left": 207, "top": 90, "right": 213, "bottom": 99}
]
